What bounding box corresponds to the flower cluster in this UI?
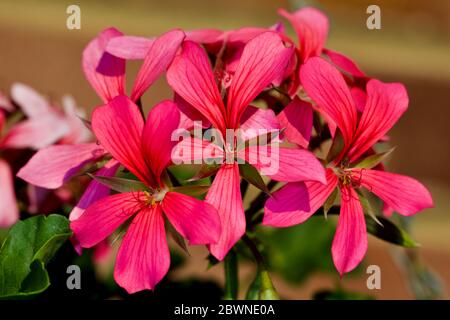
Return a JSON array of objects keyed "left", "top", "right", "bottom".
[{"left": 18, "top": 7, "right": 433, "bottom": 293}]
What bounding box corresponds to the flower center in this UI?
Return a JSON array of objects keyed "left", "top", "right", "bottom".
[{"left": 143, "top": 188, "right": 167, "bottom": 207}]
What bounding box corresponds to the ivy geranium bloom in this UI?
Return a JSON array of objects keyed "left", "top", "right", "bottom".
[
  {"left": 167, "top": 32, "right": 326, "bottom": 260},
  {"left": 71, "top": 96, "right": 221, "bottom": 293},
  {"left": 18, "top": 28, "right": 185, "bottom": 220},
  {"left": 264, "top": 57, "right": 433, "bottom": 275}
]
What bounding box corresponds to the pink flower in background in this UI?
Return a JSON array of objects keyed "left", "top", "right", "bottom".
[
  {"left": 167, "top": 32, "right": 326, "bottom": 260},
  {"left": 1, "top": 83, "right": 79, "bottom": 227},
  {"left": 71, "top": 95, "right": 221, "bottom": 293},
  {"left": 264, "top": 57, "right": 433, "bottom": 275}
]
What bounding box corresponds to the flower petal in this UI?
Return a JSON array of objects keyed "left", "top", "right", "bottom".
[
  {"left": 92, "top": 95, "right": 155, "bottom": 187},
  {"left": 142, "top": 100, "right": 180, "bottom": 183},
  {"left": 2, "top": 112, "right": 70, "bottom": 150},
  {"left": 17, "top": 143, "right": 106, "bottom": 189},
  {"left": 355, "top": 169, "right": 433, "bottom": 216},
  {"left": 263, "top": 168, "right": 338, "bottom": 227},
  {"left": 0, "top": 160, "right": 19, "bottom": 227},
  {"left": 332, "top": 187, "right": 368, "bottom": 275},
  {"left": 171, "top": 136, "right": 224, "bottom": 165},
  {"left": 300, "top": 57, "right": 357, "bottom": 148},
  {"left": 348, "top": 80, "right": 408, "bottom": 161},
  {"left": 206, "top": 164, "right": 245, "bottom": 260},
  {"left": 82, "top": 28, "right": 126, "bottom": 103},
  {"left": 279, "top": 7, "right": 328, "bottom": 62},
  {"left": 324, "top": 49, "right": 366, "bottom": 78},
  {"left": 131, "top": 29, "right": 185, "bottom": 101},
  {"left": 10, "top": 83, "right": 50, "bottom": 117},
  {"left": 114, "top": 205, "right": 169, "bottom": 293},
  {"left": 226, "top": 32, "right": 293, "bottom": 127},
  {"left": 106, "top": 36, "right": 154, "bottom": 60},
  {"left": 240, "top": 106, "right": 281, "bottom": 141},
  {"left": 167, "top": 41, "right": 226, "bottom": 133},
  {"left": 241, "top": 146, "right": 326, "bottom": 183},
  {"left": 70, "top": 192, "right": 144, "bottom": 248},
  {"left": 277, "top": 97, "right": 313, "bottom": 148},
  {"left": 162, "top": 191, "right": 221, "bottom": 245},
  {"left": 69, "top": 159, "right": 120, "bottom": 221}
]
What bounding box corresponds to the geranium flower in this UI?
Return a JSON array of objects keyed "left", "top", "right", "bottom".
[
  {"left": 71, "top": 95, "right": 221, "bottom": 293},
  {"left": 167, "top": 32, "right": 326, "bottom": 260},
  {"left": 263, "top": 57, "right": 433, "bottom": 275}
]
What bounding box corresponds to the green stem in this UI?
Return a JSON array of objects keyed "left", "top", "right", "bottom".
[
  {"left": 243, "top": 235, "right": 279, "bottom": 300},
  {"left": 223, "top": 249, "right": 238, "bottom": 300}
]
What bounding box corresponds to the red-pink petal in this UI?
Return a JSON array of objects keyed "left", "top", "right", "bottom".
[
  {"left": 162, "top": 191, "right": 221, "bottom": 245},
  {"left": 348, "top": 80, "right": 408, "bottom": 161},
  {"left": 226, "top": 32, "right": 293, "bottom": 127},
  {"left": 10, "top": 83, "right": 50, "bottom": 117},
  {"left": 17, "top": 143, "right": 106, "bottom": 189},
  {"left": 167, "top": 41, "right": 226, "bottom": 133},
  {"left": 277, "top": 97, "right": 313, "bottom": 148},
  {"left": 350, "top": 87, "right": 367, "bottom": 112},
  {"left": 82, "top": 28, "right": 125, "bottom": 103},
  {"left": 70, "top": 192, "right": 144, "bottom": 248},
  {"left": 300, "top": 57, "right": 357, "bottom": 148},
  {"left": 171, "top": 136, "right": 224, "bottom": 164},
  {"left": 114, "top": 205, "right": 169, "bottom": 293},
  {"left": 324, "top": 49, "right": 366, "bottom": 78},
  {"left": 106, "top": 36, "right": 154, "bottom": 60},
  {"left": 142, "top": 100, "right": 180, "bottom": 183},
  {"left": 279, "top": 7, "right": 328, "bottom": 62},
  {"left": 131, "top": 29, "right": 185, "bottom": 101},
  {"left": 69, "top": 159, "right": 120, "bottom": 221},
  {"left": 207, "top": 164, "right": 245, "bottom": 260},
  {"left": 186, "top": 29, "right": 223, "bottom": 44},
  {"left": 355, "top": 169, "right": 433, "bottom": 216},
  {"left": 92, "top": 95, "right": 155, "bottom": 187},
  {"left": 263, "top": 168, "right": 338, "bottom": 227},
  {"left": 241, "top": 146, "right": 326, "bottom": 183},
  {"left": 0, "top": 160, "right": 19, "bottom": 227},
  {"left": 332, "top": 187, "right": 368, "bottom": 275},
  {"left": 2, "top": 112, "right": 70, "bottom": 150},
  {"left": 240, "top": 106, "right": 281, "bottom": 141}
]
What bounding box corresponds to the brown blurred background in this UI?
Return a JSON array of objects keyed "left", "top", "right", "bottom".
[{"left": 0, "top": 0, "right": 449, "bottom": 299}]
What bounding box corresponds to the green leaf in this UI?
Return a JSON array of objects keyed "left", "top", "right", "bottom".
[
  {"left": 0, "top": 214, "right": 72, "bottom": 298},
  {"left": 88, "top": 174, "right": 148, "bottom": 193},
  {"left": 170, "top": 185, "right": 210, "bottom": 196},
  {"left": 165, "top": 218, "right": 189, "bottom": 255},
  {"left": 187, "top": 163, "right": 221, "bottom": 182},
  {"left": 259, "top": 218, "right": 336, "bottom": 284},
  {"left": 323, "top": 187, "right": 338, "bottom": 219},
  {"left": 356, "top": 190, "right": 383, "bottom": 227},
  {"left": 365, "top": 215, "right": 418, "bottom": 248},
  {"left": 239, "top": 163, "right": 270, "bottom": 195},
  {"left": 326, "top": 129, "right": 345, "bottom": 163},
  {"left": 351, "top": 147, "right": 395, "bottom": 169}
]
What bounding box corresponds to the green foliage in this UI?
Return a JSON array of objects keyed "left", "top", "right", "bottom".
[
  {"left": 0, "top": 214, "right": 71, "bottom": 298},
  {"left": 258, "top": 218, "right": 336, "bottom": 284}
]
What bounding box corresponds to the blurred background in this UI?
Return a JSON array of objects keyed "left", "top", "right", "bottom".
[{"left": 0, "top": 0, "right": 449, "bottom": 299}]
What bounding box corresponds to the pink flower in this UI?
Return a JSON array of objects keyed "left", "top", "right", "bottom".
[
  {"left": 264, "top": 57, "right": 433, "bottom": 275},
  {"left": 71, "top": 95, "right": 221, "bottom": 293},
  {"left": 278, "top": 7, "right": 366, "bottom": 97},
  {"left": 1, "top": 83, "right": 78, "bottom": 227},
  {"left": 167, "top": 32, "right": 326, "bottom": 260},
  {"left": 19, "top": 28, "right": 185, "bottom": 220}
]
